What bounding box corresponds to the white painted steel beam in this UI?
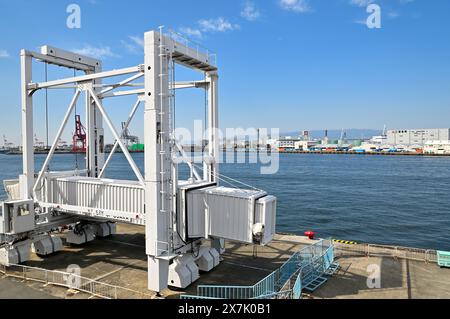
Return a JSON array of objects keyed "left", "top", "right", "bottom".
[
  {"left": 204, "top": 72, "right": 219, "bottom": 183},
  {"left": 28, "top": 66, "right": 144, "bottom": 91},
  {"left": 144, "top": 30, "right": 171, "bottom": 293},
  {"left": 23, "top": 50, "right": 97, "bottom": 72},
  {"left": 98, "top": 72, "right": 144, "bottom": 98},
  {"left": 40, "top": 45, "right": 100, "bottom": 69},
  {"left": 100, "top": 88, "right": 145, "bottom": 98},
  {"left": 21, "top": 50, "right": 34, "bottom": 199}
]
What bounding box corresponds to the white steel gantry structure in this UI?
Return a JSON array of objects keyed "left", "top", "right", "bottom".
[{"left": 0, "top": 28, "right": 277, "bottom": 293}]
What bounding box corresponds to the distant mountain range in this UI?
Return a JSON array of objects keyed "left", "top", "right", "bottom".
[{"left": 281, "top": 129, "right": 383, "bottom": 140}]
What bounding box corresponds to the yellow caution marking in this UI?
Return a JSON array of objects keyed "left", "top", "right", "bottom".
[{"left": 333, "top": 239, "right": 358, "bottom": 245}]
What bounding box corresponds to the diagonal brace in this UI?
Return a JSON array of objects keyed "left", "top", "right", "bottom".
[
  {"left": 33, "top": 89, "right": 81, "bottom": 197},
  {"left": 87, "top": 87, "right": 145, "bottom": 184},
  {"left": 99, "top": 99, "right": 141, "bottom": 178},
  {"left": 98, "top": 72, "right": 144, "bottom": 98}
]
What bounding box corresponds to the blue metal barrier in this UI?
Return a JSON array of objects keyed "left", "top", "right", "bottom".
[
  {"left": 181, "top": 239, "right": 336, "bottom": 299},
  {"left": 292, "top": 272, "right": 302, "bottom": 299},
  {"left": 437, "top": 251, "right": 450, "bottom": 268}
]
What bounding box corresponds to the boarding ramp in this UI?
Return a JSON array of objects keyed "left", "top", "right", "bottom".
[
  {"left": 41, "top": 174, "right": 145, "bottom": 225},
  {"left": 181, "top": 239, "right": 339, "bottom": 299}
]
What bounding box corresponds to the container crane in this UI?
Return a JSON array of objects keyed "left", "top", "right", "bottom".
[{"left": 72, "top": 115, "right": 86, "bottom": 153}]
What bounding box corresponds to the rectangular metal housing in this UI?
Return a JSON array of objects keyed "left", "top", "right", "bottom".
[
  {"left": 204, "top": 187, "right": 267, "bottom": 243},
  {"left": 255, "top": 195, "right": 277, "bottom": 245},
  {"left": 0, "top": 200, "right": 35, "bottom": 234},
  {"left": 177, "top": 181, "right": 216, "bottom": 241}
]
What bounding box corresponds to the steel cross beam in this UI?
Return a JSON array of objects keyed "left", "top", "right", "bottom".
[
  {"left": 98, "top": 72, "right": 145, "bottom": 98},
  {"left": 27, "top": 65, "right": 144, "bottom": 91},
  {"left": 23, "top": 49, "right": 98, "bottom": 73}
]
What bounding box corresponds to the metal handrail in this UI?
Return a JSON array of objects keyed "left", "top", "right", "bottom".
[
  {"left": 188, "top": 239, "right": 334, "bottom": 300},
  {"left": 0, "top": 263, "right": 153, "bottom": 299},
  {"left": 334, "top": 242, "right": 440, "bottom": 263}
]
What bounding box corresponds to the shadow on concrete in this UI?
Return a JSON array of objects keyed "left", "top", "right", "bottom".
[
  {"left": 314, "top": 256, "right": 406, "bottom": 298},
  {"left": 24, "top": 232, "right": 148, "bottom": 274}
]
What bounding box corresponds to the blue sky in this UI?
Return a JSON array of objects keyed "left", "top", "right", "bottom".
[{"left": 0, "top": 0, "right": 449, "bottom": 144}]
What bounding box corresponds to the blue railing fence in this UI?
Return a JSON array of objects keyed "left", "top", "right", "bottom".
[{"left": 181, "top": 239, "right": 336, "bottom": 299}]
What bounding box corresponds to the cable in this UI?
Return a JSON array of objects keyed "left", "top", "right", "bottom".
[
  {"left": 45, "top": 62, "right": 49, "bottom": 151},
  {"left": 204, "top": 72, "right": 207, "bottom": 155},
  {"left": 173, "top": 60, "right": 176, "bottom": 132},
  {"left": 74, "top": 68, "right": 79, "bottom": 170},
  {"left": 192, "top": 162, "right": 263, "bottom": 192}
]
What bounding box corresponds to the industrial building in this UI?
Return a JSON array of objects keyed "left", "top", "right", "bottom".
[
  {"left": 277, "top": 138, "right": 301, "bottom": 150},
  {"left": 294, "top": 140, "right": 319, "bottom": 151},
  {"left": 386, "top": 129, "right": 450, "bottom": 146},
  {"left": 424, "top": 140, "right": 450, "bottom": 155}
]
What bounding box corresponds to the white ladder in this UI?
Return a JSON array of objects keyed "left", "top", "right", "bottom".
[{"left": 158, "top": 26, "right": 175, "bottom": 254}]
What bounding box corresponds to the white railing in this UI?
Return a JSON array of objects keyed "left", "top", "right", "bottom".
[
  {"left": 334, "top": 242, "right": 438, "bottom": 263},
  {"left": 166, "top": 28, "right": 217, "bottom": 66},
  {"left": 0, "top": 263, "right": 153, "bottom": 299}
]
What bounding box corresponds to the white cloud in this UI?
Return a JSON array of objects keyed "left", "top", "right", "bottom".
[
  {"left": 349, "top": 0, "right": 374, "bottom": 7},
  {"left": 121, "top": 36, "right": 144, "bottom": 54},
  {"left": 350, "top": 0, "right": 413, "bottom": 7},
  {"left": 241, "top": 1, "right": 261, "bottom": 21},
  {"left": 73, "top": 45, "right": 117, "bottom": 59},
  {"left": 180, "top": 17, "right": 240, "bottom": 39},
  {"left": 388, "top": 11, "right": 400, "bottom": 19},
  {"left": 128, "top": 35, "right": 144, "bottom": 48},
  {"left": 279, "top": 0, "right": 311, "bottom": 13},
  {"left": 0, "top": 49, "right": 9, "bottom": 58},
  {"left": 179, "top": 27, "right": 203, "bottom": 39},
  {"left": 198, "top": 17, "right": 240, "bottom": 33},
  {"left": 354, "top": 19, "right": 368, "bottom": 25}
]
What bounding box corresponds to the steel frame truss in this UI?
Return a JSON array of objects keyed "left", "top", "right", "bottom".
[{"left": 19, "top": 28, "right": 219, "bottom": 293}]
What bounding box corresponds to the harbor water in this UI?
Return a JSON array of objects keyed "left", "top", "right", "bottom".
[{"left": 0, "top": 152, "right": 449, "bottom": 251}]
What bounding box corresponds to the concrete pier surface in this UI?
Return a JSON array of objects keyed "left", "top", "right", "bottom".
[{"left": 1, "top": 223, "right": 449, "bottom": 299}]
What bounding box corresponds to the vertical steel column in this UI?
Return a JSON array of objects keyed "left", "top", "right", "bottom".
[
  {"left": 205, "top": 72, "right": 219, "bottom": 182},
  {"left": 93, "top": 61, "right": 105, "bottom": 176},
  {"left": 20, "top": 51, "right": 34, "bottom": 199},
  {"left": 85, "top": 62, "right": 104, "bottom": 177},
  {"left": 85, "top": 88, "right": 95, "bottom": 176},
  {"left": 144, "top": 30, "right": 170, "bottom": 293}
]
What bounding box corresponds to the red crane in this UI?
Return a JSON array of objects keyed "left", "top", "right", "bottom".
[{"left": 72, "top": 115, "right": 86, "bottom": 153}]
